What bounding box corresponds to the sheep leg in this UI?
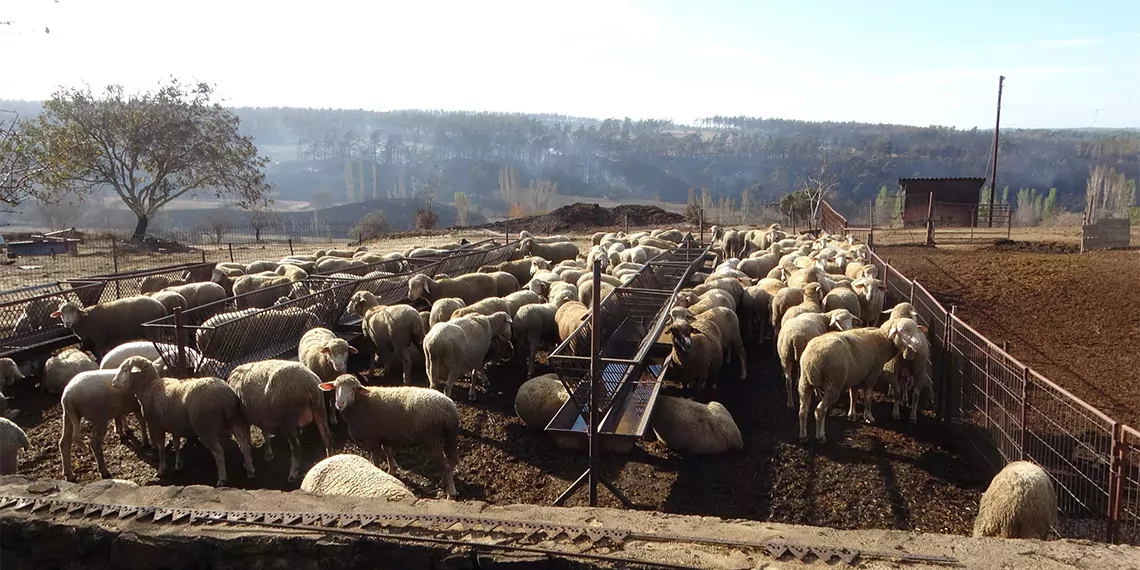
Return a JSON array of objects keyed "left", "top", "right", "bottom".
[
  {"left": 847, "top": 388, "right": 859, "bottom": 422},
  {"left": 862, "top": 378, "right": 876, "bottom": 424},
  {"left": 734, "top": 337, "right": 748, "bottom": 380},
  {"left": 59, "top": 415, "right": 76, "bottom": 482},
  {"left": 151, "top": 426, "right": 169, "bottom": 477},
  {"left": 797, "top": 377, "right": 812, "bottom": 443},
  {"left": 172, "top": 436, "right": 184, "bottom": 471},
  {"left": 90, "top": 421, "right": 112, "bottom": 479},
  {"left": 468, "top": 366, "right": 486, "bottom": 401},
  {"left": 284, "top": 431, "right": 302, "bottom": 482},
  {"left": 908, "top": 380, "right": 922, "bottom": 424},
  {"left": 202, "top": 437, "right": 229, "bottom": 487},
  {"left": 113, "top": 414, "right": 128, "bottom": 438},
  {"left": 401, "top": 348, "right": 413, "bottom": 386},
  {"left": 815, "top": 388, "right": 839, "bottom": 443},
  {"left": 230, "top": 420, "right": 257, "bottom": 480},
  {"left": 133, "top": 409, "right": 151, "bottom": 448},
  {"left": 313, "top": 408, "right": 334, "bottom": 458},
  {"left": 430, "top": 443, "right": 457, "bottom": 499},
  {"left": 384, "top": 446, "right": 400, "bottom": 473},
  {"left": 263, "top": 432, "right": 275, "bottom": 461}
]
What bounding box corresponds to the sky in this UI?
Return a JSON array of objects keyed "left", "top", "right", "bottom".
[{"left": 2, "top": 0, "right": 1138, "bottom": 129}]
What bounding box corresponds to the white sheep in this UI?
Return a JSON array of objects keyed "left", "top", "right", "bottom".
[
  {"left": 14, "top": 296, "right": 64, "bottom": 333},
  {"left": 668, "top": 305, "right": 746, "bottom": 380},
  {"left": 797, "top": 318, "right": 924, "bottom": 443},
  {"left": 112, "top": 356, "right": 256, "bottom": 486},
  {"left": 424, "top": 312, "right": 512, "bottom": 400},
  {"left": 650, "top": 396, "right": 742, "bottom": 454},
  {"left": 429, "top": 297, "right": 466, "bottom": 327},
  {"left": 139, "top": 275, "right": 188, "bottom": 294},
  {"left": 408, "top": 273, "right": 497, "bottom": 305},
  {"left": 777, "top": 308, "right": 862, "bottom": 409},
  {"left": 227, "top": 360, "right": 334, "bottom": 481},
  {"left": 59, "top": 369, "right": 149, "bottom": 481},
  {"left": 300, "top": 453, "right": 414, "bottom": 501},
  {"left": 232, "top": 274, "right": 294, "bottom": 309},
  {"left": 99, "top": 341, "right": 204, "bottom": 375},
  {"left": 973, "top": 461, "right": 1057, "bottom": 539},
  {"left": 320, "top": 374, "right": 460, "bottom": 498},
  {"left": 148, "top": 290, "right": 188, "bottom": 314},
  {"left": 822, "top": 286, "right": 862, "bottom": 317},
  {"left": 555, "top": 300, "right": 591, "bottom": 342},
  {"left": 53, "top": 297, "right": 168, "bottom": 359},
  {"left": 299, "top": 327, "right": 358, "bottom": 424},
  {"left": 0, "top": 417, "right": 30, "bottom": 475},
  {"left": 853, "top": 276, "right": 887, "bottom": 326},
  {"left": 514, "top": 290, "right": 576, "bottom": 376},
  {"left": 520, "top": 238, "right": 579, "bottom": 264},
  {"left": 666, "top": 316, "right": 723, "bottom": 392},
  {"left": 518, "top": 230, "right": 572, "bottom": 243},
  {"left": 162, "top": 282, "right": 227, "bottom": 311},
  {"left": 780, "top": 282, "right": 825, "bottom": 326},
  {"left": 877, "top": 311, "right": 931, "bottom": 423},
  {"left": 346, "top": 292, "right": 424, "bottom": 385},
  {"left": 514, "top": 373, "right": 569, "bottom": 430},
  {"left": 486, "top": 270, "right": 521, "bottom": 296},
  {"left": 738, "top": 285, "right": 773, "bottom": 343},
  {"left": 43, "top": 348, "right": 98, "bottom": 395}
]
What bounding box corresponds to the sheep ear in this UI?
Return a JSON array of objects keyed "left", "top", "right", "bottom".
[
  {"left": 50, "top": 311, "right": 61, "bottom": 318},
  {"left": 348, "top": 346, "right": 359, "bottom": 354},
  {"left": 320, "top": 346, "right": 331, "bottom": 354},
  {"left": 853, "top": 317, "right": 865, "bottom": 326},
  {"left": 918, "top": 325, "right": 929, "bottom": 333},
  {"left": 880, "top": 308, "right": 893, "bottom": 314},
  {"left": 318, "top": 382, "right": 336, "bottom": 392},
  {"left": 130, "top": 366, "right": 142, "bottom": 374},
  {"left": 355, "top": 386, "right": 369, "bottom": 396}
]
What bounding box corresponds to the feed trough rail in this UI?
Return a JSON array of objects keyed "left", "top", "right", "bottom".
[
  {"left": 66, "top": 262, "right": 216, "bottom": 305},
  {"left": 546, "top": 239, "right": 712, "bottom": 449},
  {"left": 0, "top": 282, "right": 102, "bottom": 360},
  {"left": 142, "top": 280, "right": 358, "bottom": 378}
]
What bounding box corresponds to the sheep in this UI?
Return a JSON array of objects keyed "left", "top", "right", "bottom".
[
  {"left": 720, "top": 229, "right": 745, "bottom": 259},
  {"left": 13, "top": 296, "right": 64, "bottom": 333},
  {"left": 0, "top": 358, "right": 22, "bottom": 389},
  {"left": 577, "top": 279, "right": 614, "bottom": 307},
  {"left": 853, "top": 276, "right": 887, "bottom": 327},
  {"left": 139, "top": 275, "right": 188, "bottom": 294},
  {"left": 669, "top": 305, "right": 746, "bottom": 380},
  {"left": 756, "top": 277, "right": 786, "bottom": 297},
  {"left": 246, "top": 260, "right": 281, "bottom": 273},
  {"left": 675, "top": 289, "right": 736, "bottom": 314},
  {"left": 148, "top": 290, "right": 187, "bottom": 314},
  {"left": 0, "top": 417, "right": 29, "bottom": 475},
  {"left": 0, "top": 389, "right": 15, "bottom": 419},
  {"left": 479, "top": 257, "right": 549, "bottom": 284},
  {"left": 486, "top": 270, "right": 520, "bottom": 296},
  {"left": 59, "top": 369, "right": 149, "bottom": 481},
  {"left": 99, "top": 341, "right": 204, "bottom": 374},
  {"left": 822, "top": 286, "right": 862, "bottom": 317},
  {"left": 227, "top": 360, "right": 333, "bottom": 481},
  {"left": 514, "top": 373, "right": 569, "bottom": 430},
  {"left": 211, "top": 266, "right": 243, "bottom": 295},
  {"left": 232, "top": 275, "right": 294, "bottom": 309},
  {"left": 408, "top": 273, "right": 497, "bottom": 306},
  {"left": 620, "top": 247, "right": 649, "bottom": 264},
  {"left": 299, "top": 327, "right": 358, "bottom": 384},
  {"left": 42, "top": 348, "right": 98, "bottom": 395},
  {"left": 347, "top": 292, "right": 424, "bottom": 386},
  {"left": 518, "top": 230, "right": 572, "bottom": 243},
  {"left": 781, "top": 282, "right": 825, "bottom": 326},
  {"left": 451, "top": 297, "right": 510, "bottom": 320},
  {"left": 112, "top": 356, "right": 255, "bottom": 486},
  {"left": 513, "top": 290, "right": 576, "bottom": 376},
  {"left": 692, "top": 278, "right": 744, "bottom": 308},
  {"left": 777, "top": 309, "right": 862, "bottom": 409},
  {"left": 429, "top": 297, "right": 466, "bottom": 327},
  {"left": 519, "top": 238, "right": 579, "bottom": 264},
  {"left": 319, "top": 374, "right": 460, "bottom": 498},
  {"left": 52, "top": 297, "right": 168, "bottom": 360},
  {"left": 501, "top": 289, "right": 544, "bottom": 317},
  {"left": 667, "top": 316, "right": 723, "bottom": 392},
  {"left": 877, "top": 312, "right": 931, "bottom": 423},
  {"left": 555, "top": 300, "right": 591, "bottom": 342},
  {"left": 972, "top": 460, "right": 1058, "bottom": 539},
  {"left": 797, "top": 318, "right": 924, "bottom": 443},
  {"left": 654, "top": 229, "right": 685, "bottom": 243},
  {"left": 636, "top": 236, "right": 675, "bottom": 251},
  {"left": 650, "top": 396, "right": 742, "bottom": 454},
  {"left": 577, "top": 271, "right": 622, "bottom": 289},
  {"left": 769, "top": 286, "right": 805, "bottom": 339},
  {"left": 275, "top": 264, "right": 309, "bottom": 282},
  {"left": 163, "top": 282, "right": 227, "bottom": 311},
  {"left": 300, "top": 453, "right": 414, "bottom": 501},
  {"left": 739, "top": 285, "right": 773, "bottom": 342},
  {"left": 424, "top": 312, "right": 512, "bottom": 400}
]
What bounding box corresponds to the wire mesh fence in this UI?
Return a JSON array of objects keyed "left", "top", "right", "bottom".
[{"left": 0, "top": 282, "right": 100, "bottom": 360}]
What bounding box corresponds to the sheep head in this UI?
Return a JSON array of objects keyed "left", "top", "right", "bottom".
[
  {"left": 886, "top": 318, "right": 926, "bottom": 361},
  {"left": 675, "top": 291, "right": 698, "bottom": 308},
  {"left": 825, "top": 309, "right": 861, "bottom": 331},
  {"left": 320, "top": 338, "right": 358, "bottom": 373},
  {"left": 51, "top": 301, "right": 87, "bottom": 328},
  {"left": 112, "top": 356, "right": 159, "bottom": 393},
  {"left": 882, "top": 302, "right": 918, "bottom": 322},
  {"left": 347, "top": 290, "right": 382, "bottom": 317},
  {"left": 0, "top": 358, "right": 23, "bottom": 388},
  {"left": 408, "top": 274, "right": 434, "bottom": 301},
  {"left": 669, "top": 318, "right": 700, "bottom": 352},
  {"left": 519, "top": 237, "right": 536, "bottom": 255},
  {"left": 852, "top": 277, "right": 884, "bottom": 301},
  {"left": 803, "top": 282, "right": 824, "bottom": 303},
  {"left": 529, "top": 257, "right": 551, "bottom": 274},
  {"left": 319, "top": 374, "right": 367, "bottom": 411},
  {"left": 518, "top": 230, "right": 533, "bottom": 240}
]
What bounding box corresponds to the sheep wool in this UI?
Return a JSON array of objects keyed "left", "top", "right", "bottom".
[
  {"left": 300, "top": 453, "right": 414, "bottom": 501},
  {"left": 973, "top": 461, "right": 1057, "bottom": 539},
  {"left": 0, "top": 417, "right": 30, "bottom": 475},
  {"left": 514, "top": 374, "right": 569, "bottom": 429},
  {"left": 59, "top": 369, "right": 148, "bottom": 481},
  {"left": 651, "top": 396, "right": 742, "bottom": 455},
  {"left": 43, "top": 348, "right": 98, "bottom": 395}
]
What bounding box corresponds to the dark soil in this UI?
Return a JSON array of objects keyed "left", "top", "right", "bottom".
[
  {"left": 878, "top": 245, "right": 1140, "bottom": 427},
  {"left": 480, "top": 204, "right": 686, "bottom": 234},
  {"left": 9, "top": 342, "right": 984, "bottom": 535},
  {"left": 987, "top": 239, "right": 1080, "bottom": 254}
]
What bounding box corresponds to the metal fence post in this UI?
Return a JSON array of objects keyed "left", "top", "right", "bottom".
[
  {"left": 288, "top": 239, "right": 294, "bottom": 256},
  {"left": 926, "top": 192, "right": 936, "bottom": 246},
  {"left": 868, "top": 200, "right": 875, "bottom": 249},
  {"left": 1019, "top": 365, "right": 1029, "bottom": 460},
  {"left": 941, "top": 305, "right": 956, "bottom": 421},
  {"left": 1107, "top": 423, "right": 1123, "bottom": 543},
  {"left": 909, "top": 279, "right": 916, "bottom": 303},
  {"left": 1006, "top": 206, "right": 1013, "bottom": 240},
  {"left": 174, "top": 307, "right": 188, "bottom": 379},
  {"left": 200, "top": 250, "right": 206, "bottom": 264},
  {"left": 228, "top": 243, "right": 234, "bottom": 263},
  {"left": 111, "top": 236, "right": 120, "bottom": 274}
]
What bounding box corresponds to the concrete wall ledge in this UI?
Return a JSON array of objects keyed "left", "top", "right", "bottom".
[{"left": 0, "top": 476, "right": 1136, "bottom": 569}]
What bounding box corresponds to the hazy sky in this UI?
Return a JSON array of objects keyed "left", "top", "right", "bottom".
[{"left": 2, "top": 0, "right": 1138, "bottom": 128}]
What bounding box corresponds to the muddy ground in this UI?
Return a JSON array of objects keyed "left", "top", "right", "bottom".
[{"left": 877, "top": 245, "right": 1140, "bottom": 428}]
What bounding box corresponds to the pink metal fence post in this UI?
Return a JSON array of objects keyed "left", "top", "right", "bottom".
[{"left": 1019, "top": 365, "right": 1029, "bottom": 460}]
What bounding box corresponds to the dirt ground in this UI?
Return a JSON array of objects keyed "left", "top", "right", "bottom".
[{"left": 876, "top": 244, "right": 1140, "bottom": 428}]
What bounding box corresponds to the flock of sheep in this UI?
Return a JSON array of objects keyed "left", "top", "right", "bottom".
[{"left": 0, "top": 223, "right": 1057, "bottom": 540}]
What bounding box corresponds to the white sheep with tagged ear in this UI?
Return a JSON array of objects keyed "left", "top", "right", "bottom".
[
  {"left": 797, "top": 318, "right": 925, "bottom": 443},
  {"left": 853, "top": 276, "right": 887, "bottom": 327},
  {"left": 777, "top": 308, "right": 863, "bottom": 409},
  {"left": 424, "top": 311, "right": 512, "bottom": 401}
]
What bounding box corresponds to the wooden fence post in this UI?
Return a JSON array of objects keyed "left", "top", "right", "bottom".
[{"left": 926, "top": 192, "right": 936, "bottom": 246}]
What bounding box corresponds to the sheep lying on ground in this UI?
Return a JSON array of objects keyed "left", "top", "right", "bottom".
[
  {"left": 0, "top": 417, "right": 29, "bottom": 475},
  {"left": 429, "top": 297, "right": 466, "bottom": 327},
  {"left": 797, "top": 318, "right": 924, "bottom": 443},
  {"left": 53, "top": 297, "right": 168, "bottom": 359},
  {"left": 973, "top": 460, "right": 1057, "bottom": 539},
  {"left": 667, "top": 317, "right": 723, "bottom": 392},
  {"left": 424, "top": 312, "right": 512, "bottom": 400},
  {"left": 777, "top": 309, "right": 862, "bottom": 409},
  {"left": 408, "top": 273, "right": 497, "bottom": 305},
  {"left": 43, "top": 348, "right": 97, "bottom": 395},
  {"left": 112, "top": 356, "right": 255, "bottom": 486},
  {"left": 300, "top": 453, "right": 414, "bottom": 501},
  {"left": 60, "top": 369, "right": 149, "bottom": 481},
  {"left": 320, "top": 374, "right": 460, "bottom": 498},
  {"left": 650, "top": 395, "right": 742, "bottom": 454},
  {"left": 347, "top": 291, "right": 424, "bottom": 385},
  {"left": 514, "top": 373, "right": 569, "bottom": 430},
  {"left": 227, "top": 360, "right": 333, "bottom": 481}
]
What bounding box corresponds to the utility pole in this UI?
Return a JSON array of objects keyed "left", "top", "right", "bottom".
[{"left": 987, "top": 75, "right": 1005, "bottom": 228}]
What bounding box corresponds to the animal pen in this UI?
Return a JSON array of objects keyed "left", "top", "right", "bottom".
[{"left": 820, "top": 200, "right": 1140, "bottom": 545}]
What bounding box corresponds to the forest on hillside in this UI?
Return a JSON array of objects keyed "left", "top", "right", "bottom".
[{"left": 5, "top": 100, "right": 1139, "bottom": 223}]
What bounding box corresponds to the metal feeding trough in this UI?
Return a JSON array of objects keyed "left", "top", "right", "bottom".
[{"left": 546, "top": 237, "right": 713, "bottom": 453}]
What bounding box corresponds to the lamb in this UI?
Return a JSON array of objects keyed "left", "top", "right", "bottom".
[
  {"left": 148, "top": 290, "right": 188, "bottom": 314},
  {"left": 777, "top": 309, "right": 862, "bottom": 409},
  {"left": 650, "top": 396, "right": 742, "bottom": 454},
  {"left": 163, "top": 282, "right": 227, "bottom": 311},
  {"left": 300, "top": 453, "right": 414, "bottom": 501},
  {"left": 514, "top": 373, "right": 569, "bottom": 430},
  {"left": 139, "top": 275, "right": 188, "bottom": 294},
  {"left": 0, "top": 417, "right": 29, "bottom": 475},
  {"left": 227, "top": 360, "right": 333, "bottom": 481},
  {"left": 555, "top": 300, "right": 591, "bottom": 342},
  {"left": 822, "top": 286, "right": 862, "bottom": 318},
  {"left": 519, "top": 238, "right": 579, "bottom": 264},
  {"left": 972, "top": 460, "right": 1058, "bottom": 539},
  {"left": 408, "top": 273, "right": 497, "bottom": 305},
  {"left": 424, "top": 312, "right": 512, "bottom": 400},
  {"left": 780, "top": 282, "right": 825, "bottom": 326},
  {"left": 112, "top": 356, "right": 255, "bottom": 486},
  {"left": 52, "top": 297, "right": 168, "bottom": 360},
  {"left": 42, "top": 348, "right": 98, "bottom": 395},
  {"left": 666, "top": 316, "right": 723, "bottom": 392},
  {"left": 319, "top": 374, "right": 460, "bottom": 498},
  {"left": 853, "top": 276, "right": 887, "bottom": 327},
  {"left": 669, "top": 305, "right": 746, "bottom": 380},
  {"left": 429, "top": 297, "right": 466, "bottom": 326},
  {"left": 59, "top": 369, "right": 149, "bottom": 481},
  {"left": 232, "top": 275, "right": 294, "bottom": 309},
  {"left": 797, "top": 318, "right": 924, "bottom": 443},
  {"left": 347, "top": 292, "right": 424, "bottom": 385},
  {"left": 513, "top": 290, "right": 576, "bottom": 376},
  {"left": 13, "top": 296, "right": 64, "bottom": 333}
]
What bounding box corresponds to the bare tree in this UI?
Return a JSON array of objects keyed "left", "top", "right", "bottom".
[
  {"left": 199, "top": 210, "right": 234, "bottom": 245},
  {"left": 799, "top": 166, "right": 838, "bottom": 231},
  {"left": 1085, "top": 164, "right": 1131, "bottom": 224},
  {"left": 0, "top": 111, "right": 48, "bottom": 211},
  {"left": 35, "top": 198, "right": 82, "bottom": 230},
  {"left": 351, "top": 211, "right": 388, "bottom": 242},
  {"left": 241, "top": 193, "right": 278, "bottom": 242}
]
